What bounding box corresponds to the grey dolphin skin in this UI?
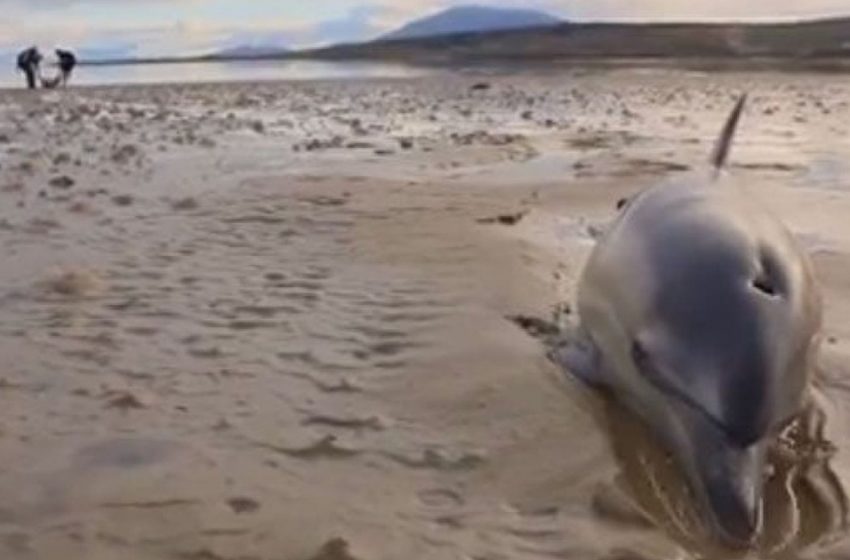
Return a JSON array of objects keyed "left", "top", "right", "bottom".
[{"left": 560, "top": 95, "right": 823, "bottom": 546}]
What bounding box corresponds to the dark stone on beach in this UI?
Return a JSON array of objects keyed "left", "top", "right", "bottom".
[
  {"left": 111, "top": 144, "right": 139, "bottom": 165},
  {"left": 477, "top": 210, "right": 528, "bottom": 226},
  {"left": 49, "top": 175, "right": 75, "bottom": 189},
  {"left": 346, "top": 141, "right": 375, "bottom": 150},
  {"left": 171, "top": 197, "right": 199, "bottom": 211},
  {"left": 227, "top": 496, "right": 261, "bottom": 514},
  {"left": 470, "top": 82, "right": 491, "bottom": 91},
  {"left": 53, "top": 153, "right": 72, "bottom": 165},
  {"left": 309, "top": 537, "right": 363, "bottom": 560}
]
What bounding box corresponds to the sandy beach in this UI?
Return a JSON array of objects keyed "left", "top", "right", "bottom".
[{"left": 0, "top": 68, "right": 849, "bottom": 560}]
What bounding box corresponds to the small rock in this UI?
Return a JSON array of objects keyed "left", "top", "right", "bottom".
[
  {"left": 226, "top": 497, "right": 260, "bottom": 514},
  {"left": 309, "top": 538, "right": 363, "bottom": 560},
  {"left": 104, "top": 390, "right": 153, "bottom": 410},
  {"left": 476, "top": 211, "right": 528, "bottom": 226},
  {"left": 171, "top": 197, "right": 199, "bottom": 211},
  {"left": 49, "top": 175, "right": 75, "bottom": 189},
  {"left": 53, "top": 153, "right": 72, "bottom": 165},
  {"left": 470, "top": 82, "right": 491, "bottom": 91},
  {"left": 345, "top": 141, "right": 375, "bottom": 150},
  {"left": 112, "top": 195, "right": 134, "bottom": 207},
  {"left": 111, "top": 144, "right": 139, "bottom": 164}
]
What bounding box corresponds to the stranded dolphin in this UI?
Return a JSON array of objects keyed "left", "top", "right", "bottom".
[{"left": 560, "top": 95, "right": 823, "bottom": 546}]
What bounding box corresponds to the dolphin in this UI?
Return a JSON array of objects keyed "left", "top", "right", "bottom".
[{"left": 559, "top": 95, "right": 823, "bottom": 546}]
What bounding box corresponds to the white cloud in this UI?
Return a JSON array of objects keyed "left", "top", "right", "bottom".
[
  {"left": 0, "top": 0, "right": 848, "bottom": 59},
  {"left": 544, "top": 0, "right": 850, "bottom": 21}
]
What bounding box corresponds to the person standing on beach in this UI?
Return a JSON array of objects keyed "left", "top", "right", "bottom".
[
  {"left": 56, "top": 49, "right": 77, "bottom": 86},
  {"left": 16, "top": 46, "right": 42, "bottom": 89}
]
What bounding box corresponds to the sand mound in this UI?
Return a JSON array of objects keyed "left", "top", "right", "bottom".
[{"left": 41, "top": 267, "right": 105, "bottom": 298}]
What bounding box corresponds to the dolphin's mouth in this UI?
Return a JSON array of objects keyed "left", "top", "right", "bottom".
[
  {"left": 698, "top": 444, "right": 765, "bottom": 546},
  {"left": 598, "top": 388, "right": 769, "bottom": 550},
  {"left": 629, "top": 354, "right": 769, "bottom": 545},
  {"left": 679, "top": 408, "right": 768, "bottom": 548}
]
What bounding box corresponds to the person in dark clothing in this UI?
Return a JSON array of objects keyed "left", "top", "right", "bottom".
[
  {"left": 16, "top": 46, "right": 42, "bottom": 90},
  {"left": 55, "top": 49, "right": 77, "bottom": 86}
]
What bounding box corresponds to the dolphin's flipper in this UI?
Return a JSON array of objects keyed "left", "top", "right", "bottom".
[
  {"left": 710, "top": 94, "right": 748, "bottom": 175},
  {"left": 551, "top": 327, "right": 607, "bottom": 388}
]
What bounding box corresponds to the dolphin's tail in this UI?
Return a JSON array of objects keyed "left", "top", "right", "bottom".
[{"left": 710, "top": 94, "right": 748, "bottom": 174}]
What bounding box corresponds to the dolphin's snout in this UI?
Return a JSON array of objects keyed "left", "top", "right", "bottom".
[
  {"left": 691, "top": 428, "right": 766, "bottom": 547},
  {"left": 702, "top": 454, "right": 763, "bottom": 546}
]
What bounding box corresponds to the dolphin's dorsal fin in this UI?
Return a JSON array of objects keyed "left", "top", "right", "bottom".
[{"left": 710, "top": 94, "right": 748, "bottom": 176}]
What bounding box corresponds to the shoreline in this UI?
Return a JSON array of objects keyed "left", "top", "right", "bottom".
[{"left": 4, "top": 56, "right": 847, "bottom": 93}]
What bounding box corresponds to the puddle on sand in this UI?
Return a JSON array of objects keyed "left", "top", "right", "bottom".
[
  {"left": 71, "top": 437, "right": 184, "bottom": 470},
  {"left": 798, "top": 157, "right": 850, "bottom": 191},
  {"left": 451, "top": 152, "right": 578, "bottom": 185},
  {"left": 0, "top": 437, "right": 197, "bottom": 528}
]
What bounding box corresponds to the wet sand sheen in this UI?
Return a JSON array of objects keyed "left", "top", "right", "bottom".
[{"left": 0, "top": 69, "right": 848, "bottom": 559}]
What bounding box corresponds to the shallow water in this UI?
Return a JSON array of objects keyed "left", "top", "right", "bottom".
[{"left": 1, "top": 59, "right": 432, "bottom": 89}]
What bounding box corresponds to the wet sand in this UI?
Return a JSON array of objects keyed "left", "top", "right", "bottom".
[{"left": 0, "top": 69, "right": 849, "bottom": 559}]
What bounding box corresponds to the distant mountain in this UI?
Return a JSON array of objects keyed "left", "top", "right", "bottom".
[
  {"left": 307, "top": 16, "right": 850, "bottom": 63},
  {"left": 212, "top": 32, "right": 290, "bottom": 60},
  {"left": 383, "top": 5, "right": 561, "bottom": 41},
  {"left": 213, "top": 44, "right": 289, "bottom": 59}
]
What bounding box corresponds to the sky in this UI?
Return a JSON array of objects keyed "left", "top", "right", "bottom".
[{"left": 1, "top": 0, "right": 849, "bottom": 59}]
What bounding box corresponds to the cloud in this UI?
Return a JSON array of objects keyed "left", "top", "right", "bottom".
[
  {"left": 311, "top": 5, "right": 387, "bottom": 45},
  {"left": 542, "top": 0, "right": 850, "bottom": 21},
  {"left": 0, "top": 0, "right": 848, "bottom": 60},
  {"left": 7, "top": 0, "right": 188, "bottom": 7}
]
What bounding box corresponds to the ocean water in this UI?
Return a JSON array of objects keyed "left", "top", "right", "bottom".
[{"left": 1, "top": 58, "right": 432, "bottom": 89}]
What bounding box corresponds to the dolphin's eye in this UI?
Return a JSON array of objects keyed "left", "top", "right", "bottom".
[
  {"left": 631, "top": 340, "right": 653, "bottom": 372},
  {"left": 631, "top": 339, "right": 697, "bottom": 410},
  {"left": 631, "top": 340, "right": 671, "bottom": 390}
]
